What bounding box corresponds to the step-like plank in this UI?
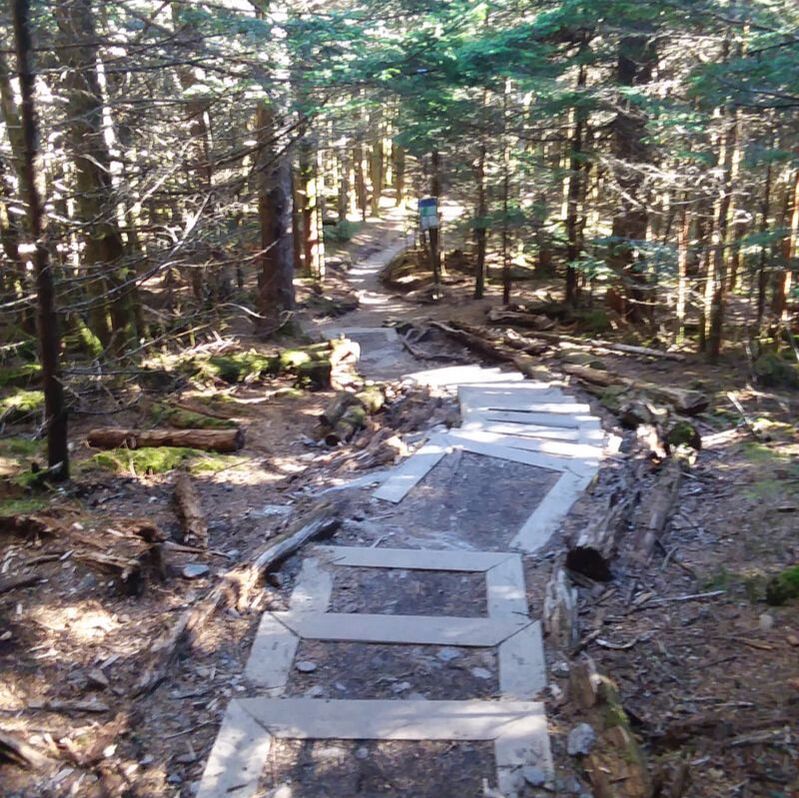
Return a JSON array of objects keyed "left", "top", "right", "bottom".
[
  {"left": 315, "top": 545, "right": 515, "bottom": 572},
  {"left": 272, "top": 611, "right": 530, "bottom": 646},
  {"left": 373, "top": 433, "right": 450, "bottom": 503},
  {"left": 499, "top": 622, "right": 547, "bottom": 700},
  {"left": 241, "top": 697, "right": 547, "bottom": 744},
  {"left": 404, "top": 364, "right": 524, "bottom": 387},
  {"left": 447, "top": 428, "right": 604, "bottom": 461},
  {"left": 511, "top": 470, "right": 594, "bottom": 552}
]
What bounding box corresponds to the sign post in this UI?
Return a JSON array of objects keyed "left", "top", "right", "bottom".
[{"left": 418, "top": 196, "right": 441, "bottom": 297}]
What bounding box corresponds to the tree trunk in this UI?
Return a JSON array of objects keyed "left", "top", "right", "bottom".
[
  {"left": 565, "top": 62, "right": 588, "bottom": 305},
  {"left": 337, "top": 147, "right": 350, "bottom": 223},
  {"left": 298, "top": 133, "right": 324, "bottom": 279},
  {"left": 756, "top": 157, "right": 774, "bottom": 327},
  {"left": 676, "top": 197, "right": 690, "bottom": 343},
  {"left": 501, "top": 79, "right": 512, "bottom": 306},
  {"left": 429, "top": 150, "right": 442, "bottom": 294},
  {"left": 55, "top": 0, "right": 135, "bottom": 352},
  {"left": 13, "top": 0, "right": 69, "bottom": 479},
  {"left": 255, "top": 101, "right": 295, "bottom": 330},
  {"left": 473, "top": 141, "right": 488, "bottom": 299},
  {"left": 608, "top": 35, "right": 656, "bottom": 323},
  {"left": 353, "top": 143, "right": 368, "bottom": 221},
  {"left": 707, "top": 111, "right": 737, "bottom": 361},
  {"left": 368, "top": 109, "right": 383, "bottom": 217},
  {"left": 773, "top": 170, "right": 799, "bottom": 320},
  {"left": 393, "top": 143, "right": 405, "bottom": 206}
]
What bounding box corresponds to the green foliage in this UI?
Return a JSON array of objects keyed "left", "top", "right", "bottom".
[
  {"left": 753, "top": 352, "right": 799, "bottom": 389},
  {"left": 766, "top": 565, "right": 799, "bottom": 605},
  {"left": 0, "top": 496, "right": 50, "bottom": 517},
  {"left": 0, "top": 363, "right": 42, "bottom": 388},
  {"left": 82, "top": 447, "right": 243, "bottom": 477},
  {"left": 0, "top": 437, "right": 42, "bottom": 459},
  {"left": 324, "top": 219, "right": 360, "bottom": 243},
  {"left": 0, "top": 390, "right": 44, "bottom": 422},
  {"left": 149, "top": 402, "right": 238, "bottom": 430}
]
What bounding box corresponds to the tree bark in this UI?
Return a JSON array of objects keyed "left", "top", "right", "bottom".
[
  {"left": 565, "top": 61, "right": 589, "bottom": 305},
  {"left": 87, "top": 427, "right": 244, "bottom": 453},
  {"left": 473, "top": 140, "right": 488, "bottom": 299},
  {"left": 608, "top": 35, "right": 656, "bottom": 323},
  {"left": 13, "top": 0, "right": 69, "bottom": 479},
  {"left": 255, "top": 101, "right": 295, "bottom": 329},
  {"left": 55, "top": 0, "right": 135, "bottom": 352}
]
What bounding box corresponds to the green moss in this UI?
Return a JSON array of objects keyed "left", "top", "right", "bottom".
[
  {"left": 753, "top": 352, "right": 799, "bottom": 388},
  {"left": 740, "top": 441, "right": 787, "bottom": 465},
  {"left": 0, "top": 496, "right": 50, "bottom": 517},
  {"left": 0, "top": 437, "right": 42, "bottom": 458},
  {"left": 0, "top": 363, "right": 42, "bottom": 388},
  {"left": 82, "top": 446, "right": 198, "bottom": 476},
  {"left": 0, "top": 390, "right": 44, "bottom": 422},
  {"left": 273, "top": 387, "right": 305, "bottom": 399},
  {"left": 82, "top": 446, "right": 245, "bottom": 477},
  {"left": 149, "top": 402, "right": 237, "bottom": 430},
  {"left": 204, "top": 352, "right": 277, "bottom": 383},
  {"left": 189, "top": 453, "right": 247, "bottom": 475},
  {"left": 666, "top": 421, "right": 701, "bottom": 450},
  {"left": 766, "top": 565, "right": 799, "bottom": 605},
  {"left": 599, "top": 385, "right": 627, "bottom": 412},
  {"left": 574, "top": 307, "right": 612, "bottom": 333}
]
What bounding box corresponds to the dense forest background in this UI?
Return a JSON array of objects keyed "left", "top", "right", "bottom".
[{"left": 1, "top": 0, "right": 799, "bottom": 471}]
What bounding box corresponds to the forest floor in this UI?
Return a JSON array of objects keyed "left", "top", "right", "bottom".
[{"left": 1, "top": 203, "right": 798, "bottom": 798}]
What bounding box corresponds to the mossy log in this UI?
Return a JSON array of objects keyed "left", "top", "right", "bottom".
[
  {"left": 318, "top": 385, "right": 386, "bottom": 445},
  {"left": 201, "top": 339, "right": 358, "bottom": 388},
  {"left": 295, "top": 359, "right": 332, "bottom": 391},
  {"left": 148, "top": 401, "right": 238, "bottom": 430},
  {"left": 570, "top": 657, "right": 653, "bottom": 798},
  {"left": 87, "top": 427, "right": 244, "bottom": 453},
  {"left": 320, "top": 392, "right": 359, "bottom": 426},
  {"left": 325, "top": 403, "right": 367, "bottom": 446}
]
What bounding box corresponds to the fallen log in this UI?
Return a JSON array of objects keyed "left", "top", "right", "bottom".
[
  {"left": 566, "top": 491, "right": 636, "bottom": 581},
  {"left": 562, "top": 364, "right": 709, "bottom": 415},
  {"left": 320, "top": 392, "right": 360, "bottom": 427},
  {"left": 486, "top": 307, "right": 556, "bottom": 331},
  {"left": 543, "top": 563, "right": 580, "bottom": 649},
  {"left": 488, "top": 312, "right": 685, "bottom": 361},
  {"left": 570, "top": 657, "right": 653, "bottom": 798},
  {"left": 133, "top": 498, "right": 344, "bottom": 696},
  {"left": 173, "top": 472, "right": 208, "bottom": 547},
  {"left": 87, "top": 427, "right": 244, "bottom": 453},
  {"left": 318, "top": 386, "right": 386, "bottom": 446},
  {"left": 429, "top": 320, "right": 517, "bottom": 364},
  {"left": 325, "top": 403, "right": 367, "bottom": 446},
  {"left": 632, "top": 458, "right": 682, "bottom": 563}
]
